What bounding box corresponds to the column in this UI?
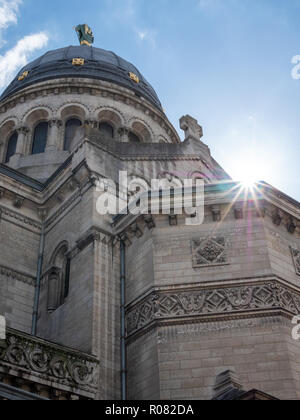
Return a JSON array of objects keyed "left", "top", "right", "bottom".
[
  {"left": 118, "top": 126, "right": 130, "bottom": 143},
  {"left": 15, "top": 126, "right": 29, "bottom": 157},
  {"left": 8, "top": 126, "right": 28, "bottom": 166},
  {"left": 46, "top": 120, "right": 62, "bottom": 152}
]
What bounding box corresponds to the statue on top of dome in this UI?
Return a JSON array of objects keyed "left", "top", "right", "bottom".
[{"left": 74, "top": 24, "right": 94, "bottom": 47}]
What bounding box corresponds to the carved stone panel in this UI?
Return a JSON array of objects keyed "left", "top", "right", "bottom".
[
  {"left": 191, "top": 236, "right": 228, "bottom": 268},
  {"left": 290, "top": 247, "right": 300, "bottom": 276},
  {"left": 0, "top": 329, "right": 99, "bottom": 399},
  {"left": 126, "top": 281, "right": 300, "bottom": 337}
]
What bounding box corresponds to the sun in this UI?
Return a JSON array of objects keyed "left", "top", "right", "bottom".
[
  {"left": 240, "top": 173, "right": 257, "bottom": 189},
  {"left": 231, "top": 158, "right": 259, "bottom": 189}
]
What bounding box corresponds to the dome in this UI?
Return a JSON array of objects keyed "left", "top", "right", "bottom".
[{"left": 0, "top": 46, "right": 162, "bottom": 110}]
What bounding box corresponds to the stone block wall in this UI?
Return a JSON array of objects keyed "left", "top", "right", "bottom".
[
  {"left": 0, "top": 210, "right": 39, "bottom": 333},
  {"left": 127, "top": 329, "right": 160, "bottom": 400},
  {"left": 127, "top": 316, "right": 300, "bottom": 400},
  {"left": 156, "top": 316, "right": 300, "bottom": 400}
]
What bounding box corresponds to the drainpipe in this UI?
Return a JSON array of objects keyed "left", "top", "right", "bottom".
[
  {"left": 31, "top": 223, "right": 45, "bottom": 336},
  {"left": 120, "top": 240, "right": 127, "bottom": 401}
]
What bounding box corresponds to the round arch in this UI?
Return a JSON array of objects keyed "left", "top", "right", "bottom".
[
  {"left": 24, "top": 108, "right": 50, "bottom": 127},
  {"left": 130, "top": 120, "right": 152, "bottom": 143},
  {"left": 95, "top": 107, "right": 124, "bottom": 127},
  {"left": 59, "top": 104, "right": 88, "bottom": 122}
]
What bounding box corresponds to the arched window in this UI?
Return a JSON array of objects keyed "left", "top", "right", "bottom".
[
  {"left": 128, "top": 131, "right": 141, "bottom": 143},
  {"left": 99, "top": 122, "right": 114, "bottom": 138},
  {"left": 64, "top": 118, "right": 82, "bottom": 151},
  {"left": 47, "top": 244, "right": 71, "bottom": 312},
  {"left": 5, "top": 132, "right": 18, "bottom": 163},
  {"left": 32, "top": 122, "right": 48, "bottom": 155}
]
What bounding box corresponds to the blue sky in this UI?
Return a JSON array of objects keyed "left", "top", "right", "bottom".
[{"left": 0, "top": 0, "right": 299, "bottom": 200}]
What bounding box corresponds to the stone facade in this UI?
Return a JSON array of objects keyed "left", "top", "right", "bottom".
[{"left": 0, "top": 45, "right": 299, "bottom": 400}]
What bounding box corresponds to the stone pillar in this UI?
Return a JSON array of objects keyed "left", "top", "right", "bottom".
[
  {"left": 118, "top": 126, "right": 130, "bottom": 143},
  {"left": 46, "top": 120, "right": 62, "bottom": 152},
  {"left": 15, "top": 127, "right": 29, "bottom": 156},
  {"left": 83, "top": 120, "right": 98, "bottom": 137},
  {"left": 8, "top": 126, "right": 29, "bottom": 167}
]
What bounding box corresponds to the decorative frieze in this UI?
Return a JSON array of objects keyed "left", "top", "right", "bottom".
[
  {"left": 126, "top": 281, "right": 300, "bottom": 337},
  {"left": 0, "top": 206, "right": 41, "bottom": 231},
  {"left": 0, "top": 329, "right": 99, "bottom": 398},
  {"left": 0, "top": 264, "right": 35, "bottom": 286},
  {"left": 290, "top": 247, "right": 300, "bottom": 276},
  {"left": 191, "top": 236, "right": 228, "bottom": 268}
]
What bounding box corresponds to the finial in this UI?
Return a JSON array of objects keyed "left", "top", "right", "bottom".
[{"left": 74, "top": 24, "right": 94, "bottom": 47}]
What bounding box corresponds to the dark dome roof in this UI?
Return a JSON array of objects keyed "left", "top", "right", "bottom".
[{"left": 0, "top": 45, "right": 162, "bottom": 110}]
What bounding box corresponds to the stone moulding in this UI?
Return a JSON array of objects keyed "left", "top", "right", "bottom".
[
  {"left": 125, "top": 281, "right": 300, "bottom": 337},
  {"left": 0, "top": 329, "right": 99, "bottom": 399},
  {"left": 0, "top": 264, "right": 35, "bottom": 286},
  {"left": 0, "top": 206, "right": 41, "bottom": 231}
]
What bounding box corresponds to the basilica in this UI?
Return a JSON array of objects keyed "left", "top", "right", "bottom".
[{"left": 0, "top": 28, "right": 299, "bottom": 400}]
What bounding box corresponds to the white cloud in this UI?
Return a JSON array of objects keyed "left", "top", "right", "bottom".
[
  {"left": 0, "top": 0, "right": 21, "bottom": 30},
  {"left": 0, "top": 32, "right": 49, "bottom": 89},
  {"left": 0, "top": 1, "right": 49, "bottom": 91}
]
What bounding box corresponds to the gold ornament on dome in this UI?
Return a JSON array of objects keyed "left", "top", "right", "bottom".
[
  {"left": 72, "top": 58, "right": 85, "bottom": 66},
  {"left": 18, "top": 71, "right": 29, "bottom": 81},
  {"left": 128, "top": 72, "right": 140, "bottom": 84}
]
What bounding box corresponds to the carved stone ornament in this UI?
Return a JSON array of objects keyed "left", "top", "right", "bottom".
[
  {"left": 192, "top": 236, "right": 228, "bottom": 267},
  {"left": 126, "top": 281, "right": 300, "bottom": 336},
  {"left": 290, "top": 247, "right": 300, "bottom": 276},
  {"left": 0, "top": 329, "right": 99, "bottom": 397},
  {"left": 180, "top": 115, "right": 203, "bottom": 140},
  {"left": 72, "top": 58, "right": 85, "bottom": 66}
]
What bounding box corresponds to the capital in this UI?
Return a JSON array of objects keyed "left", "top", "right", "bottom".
[
  {"left": 118, "top": 126, "right": 130, "bottom": 136},
  {"left": 49, "top": 119, "right": 63, "bottom": 128},
  {"left": 16, "top": 126, "right": 29, "bottom": 135},
  {"left": 84, "top": 120, "right": 98, "bottom": 128}
]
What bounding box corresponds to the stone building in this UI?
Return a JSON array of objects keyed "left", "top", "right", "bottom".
[{"left": 0, "top": 41, "right": 299, "bottom": 400}]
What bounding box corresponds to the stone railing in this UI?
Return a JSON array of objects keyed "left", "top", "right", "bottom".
[{"left": 0, "top": 328, "right": 99, "bottom": 399}]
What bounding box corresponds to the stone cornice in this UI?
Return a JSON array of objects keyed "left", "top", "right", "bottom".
[
  {"left": 112, "top": 185, "right": 300, "bottom": 237},
  {"left": 0, "top": 147, "right": 299, "bottom": 234},
  {"left": 83, "top": 136, "right": 203, "bottom": 162},
  {"left": 125, "top": 279, "right": 300, "bottom": 339}
]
